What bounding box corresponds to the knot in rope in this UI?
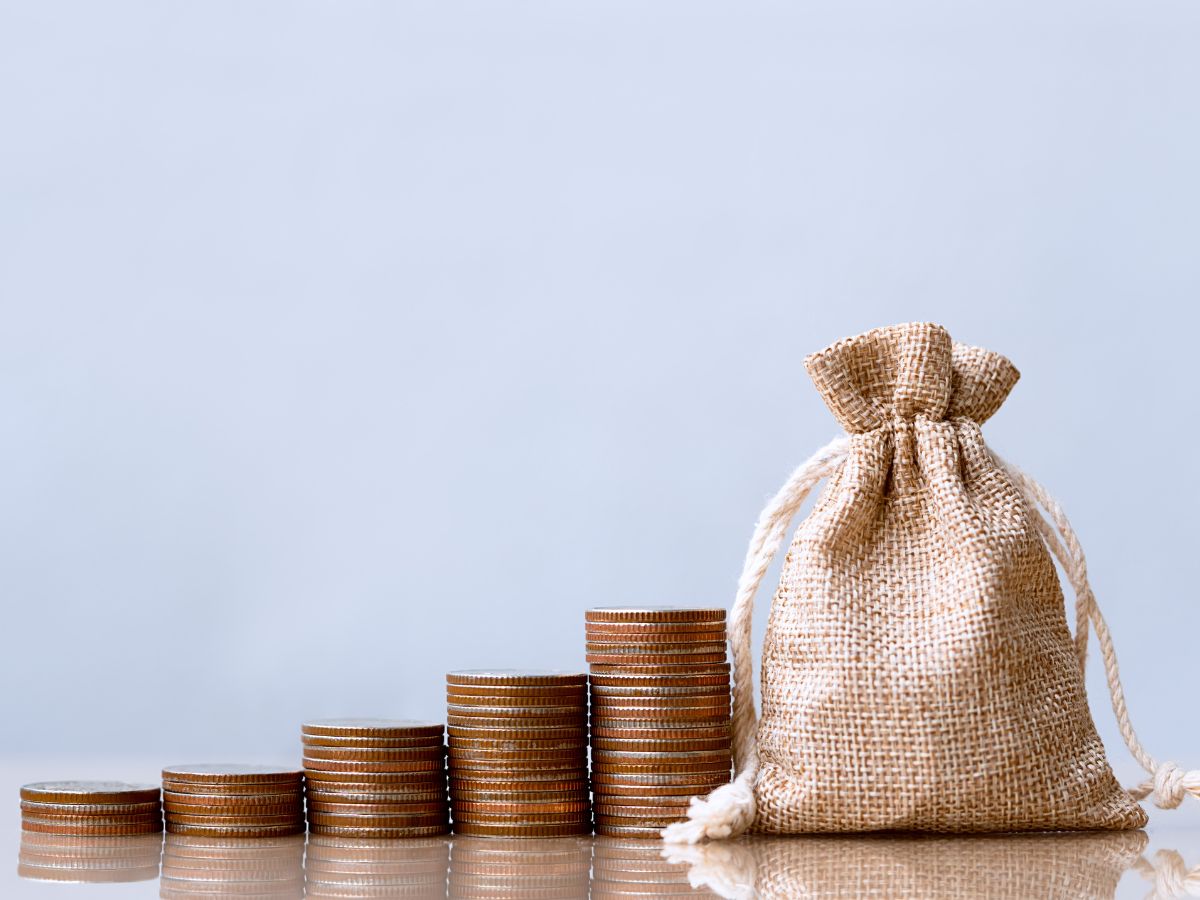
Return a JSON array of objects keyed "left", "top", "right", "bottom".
[{"left": 1153, "top": 763, "right": 1188, "bottom": 809}]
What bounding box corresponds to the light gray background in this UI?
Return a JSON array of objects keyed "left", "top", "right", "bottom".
[{"left": 2, "top": 0, "right": 1198, "bottom": 797}]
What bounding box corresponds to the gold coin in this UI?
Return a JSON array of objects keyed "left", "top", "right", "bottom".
[
  {"left": 161, "top": 765, "right": 303, "bottom": 785},
  {"left": 309, "top": 824, "right": 449, "bottom": 838},
  {"left": 302, "top": 719, "right": 444, "bottom": 739},
  {"left": 303, "top": 757, "right": 444, "bottom": 773},
  {"left": 20, "top": 782, "right": 161, "bottom": 805},
  {"left": 446, "top": 670, "right": 586, "bottom": 687},
  {"left": 451, "top": 822, "right": 591, "bottom": 837},
  {"left": 302, "top": 746, "right": 445, "bottom": 762},
  {"left": 585, "top": 607, "right": 725, "bottom": 623}
]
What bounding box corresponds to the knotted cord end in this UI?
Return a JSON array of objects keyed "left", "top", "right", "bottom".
[
  {"left": 661, "top": 770, "right": 757, "bottom": 844},
  {"left": 1130, "top": 762, "right": 1200, "bottom": 810}
]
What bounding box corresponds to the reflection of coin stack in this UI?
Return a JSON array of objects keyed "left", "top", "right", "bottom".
[
  {"left": 19, "top": 781, "right": 162, "bottom": 838},
  {"left": 446, "top": 670, "right": 591, "bottom": 838},
  {"left": 448, "top": 836, "right": 591, "bottom": 899},
  {"left": 162, "top": 765, "right": 306, "bottom": 837},
  {"left": 303, "top": 718, "right": 450, "bottom": 837},
  {"left": 586, "top": 607, "right": 732, "bottom": 837},
  {"left": 160, "top": 833, "right": 306, "bottom": 898},
  {"left": 306, "top": 834, "right": 451, "bottom": 898},
  {"left": 591, "top": 836, "right": 721, "bottom": 898},
  {"left": 18, "top": 832, "right": 162, "bottom": 884}
]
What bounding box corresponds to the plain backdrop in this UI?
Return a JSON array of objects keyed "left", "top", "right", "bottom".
[{"left": 2, "top": 1, "right": 1198, "bottom": 799}]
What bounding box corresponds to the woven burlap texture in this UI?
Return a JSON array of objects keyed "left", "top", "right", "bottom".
[{"left": 752, "top": 322, "right": 1145, "bottom": 833}]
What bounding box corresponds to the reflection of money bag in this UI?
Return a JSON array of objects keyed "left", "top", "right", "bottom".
[{"left": 666, "top": 323, "right": 1198, "bottom": 841}]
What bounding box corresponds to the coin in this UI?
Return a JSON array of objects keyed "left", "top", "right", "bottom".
[
  {"left": 594, "top": 811, "right": 685, "bottom": 827},
  {"left": 591, "top": 694, "right": 730, "bottom": 709},
  {"left": 586, "top": 652, "right": 728, "bottom": 666},
  {"left": 20, "top": 800, "right": 162, "bottom": 816},
  {"left": 302, "top": 719, "right": 445, "bottom": 738},
  {"left": 20, "top": 812, "right": 161, "bottom": 826},
  {"left": 21, "top": 820, "right": 162, "bottom": 836},
  {"left": 161, "top": 765, "right": 303, "bottom": 784},
  {"left": 589, "top": 771, "right": 730, "bottom": 786},
  {"left": 159, "top": 779, "right": 296, "bottom": 796},
  {"left": 452, "top": 813, "right": 591, "bottom": 827},
  {"left": 302, "top": 746, "right": 446, "bottom": 762},
  {"left": 303, "top": 757, "right": 445, "bottom": 773},
  {"left": 451, "top": 822, "right": 591, "bottom": 837},
  {"left": 20, "top": 782, "right": 161, "bottom": 805},
  {"left": 589, "top": 684, "right": 730, "bottom": 697},
  {"left": 165, "top": 813, "right": 304, "bottom": 827},
  {"left": 309, "top": 830, "right": 451, "bottom": 844},
  {"left": 588, "top": 662, "right": 730, "bottom": 675},
  {"left": 164, "top": 830, "right": 304, "bottom": 844},
  {"left": 446, "top": 693, "right": 587, "bottom": 708},
  {"left": 592, "top": 823, "right": 668, "bottom": 837},
  {"left": 594, "top": 801, "right": 692, "bottom": 815},
  {"left": 163, "top": 802, "right": 303, "bottom": 818},
  {"left": 584, "top": 620, "right": 727, "bottom": 634},
  {"left": 307, "top": 789, "right": 446, "bottom": 804},
  {"left": 162, "top": 790, "right": 301, "bottom": 807},
  {"left": 446, "top": 720, "right": 585, "bottom": 734},
  {"left": 592, "top": 738, "right": 730, "bottom": 753},
  {"left": 301, "top": 734, "right": 445, "bottom": 749},
  {"left": 303, "top": 770, "right": 445, "bottom": 785},
  {"left": 448, "top": 738, "right": 587, "bottom": 753},
  {"left": 585, "top": 607, "right": 725, "bottom": 623},
  {"left": 445, "top": 670, "right": 587, "bottom": 687},
  {"left": 448, "top": 748, "right": 584, "bottom": 762},
  {"left": 585, "top": 641, "right": 727, "bottom": 654},
  {"left": 306, "top": 800, "right": 447, "bottom": 815},
  {"left": 449, "top": 778, "right": 588, "bottom": 792},
  {"left": 446, "top": 704, "right": 585, "bottom": 718},
  {"left": 589, "top": 672, "right": 731, "bottom": 688},
  {"left": 445, "top": 684, "right": 588, "bottom": 697},
  {"left": 452, "top": 800, "right": 591, "bottom": 814},
  {"left": 308, "top": 812, "right": 448, "bottom": 827},
  {"left": 589, "top": 707, "right": 730, "bottom": 721},
  {"left": 591, "top": 762, "right": 731, "bottom": 776},
  {"left": 591, "top": 723, "right": 729, "bottom": 738},
  {"left": 449, "top": 790, "right": 588, "bottom": 803}
]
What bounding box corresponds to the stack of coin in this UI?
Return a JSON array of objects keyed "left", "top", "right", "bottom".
[
  {"left": 586, "top": 607, "right": 732, "bottom": 837},
  {"left": 162, "top": 765, "right": 306, "bottom": 837},
  {"left": 591, "top": 836, "right": 722, "bottom": 898},
  {"left": 18, "top": 832, "right": 162, "bottom": 884},
  {"left": 303, "top": 718, "right": 450, "bottom": 838},
  {"left": 20, "top": 781, "right": 162, "bottom": 837},
  {"left": 446, "top": 669, "right": 591, "bottom": 837},
  {"left": 160, "top": 833, "right": 305, "bottom": 898},
  {"left": 448, "top": 836, "right": 591, "bottom": 899},
  {"left": 306, "top": 834, "right": 450, "bottom": 897}
]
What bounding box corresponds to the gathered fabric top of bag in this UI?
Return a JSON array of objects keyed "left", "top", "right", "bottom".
[{"left": 664, "top": 322, "right": 1199, "bottom": 843}]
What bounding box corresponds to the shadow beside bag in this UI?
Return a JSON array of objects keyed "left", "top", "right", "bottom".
[{"left": 665, "top": 322, "right": 1197, "bottom": 841}]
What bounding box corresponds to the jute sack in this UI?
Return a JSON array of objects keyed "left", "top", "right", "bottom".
[{"left": 664, "top": 322, "right": 1198, "bottom": 841}]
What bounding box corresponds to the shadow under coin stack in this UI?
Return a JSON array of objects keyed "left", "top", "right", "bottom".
[
  {"left": 20, "top": 781, "right": 163, "bottom": 838},
  {"left": 306, "top": 834, "right": 451, "bottom": 898},
  {"left": 160, "top": 833, "right": 305, "bottom": 899},
  {"left": 586, "top": 607, "right": 732, "bottom": 837},
  {"left": 18, "top": 831, "right": 163, "bottom": 885},
  {"left": 302, "top": 718, "right": 451, "bottom": 838},
  {"left": 162, "top": 765, "right": 306, "bottom": 837},
  {"left": 446, "top": 669, "right": 591, "bottom": 838},
  {"left": 448, "top": 836, "right": 591, "bottom": 899}
]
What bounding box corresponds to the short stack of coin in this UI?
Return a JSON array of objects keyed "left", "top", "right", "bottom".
[
  {"left": 18, "top": 832, "right": 163, "bottom": 885},
  {"left": 160, "top": 833, "right": 305, "bottom": 898},
  {"left": 449, "top": 836, "right": 591, "bottom": 899},
  {"left": 20, "top": 781, "right": 163, "bottom": 837},
  {"left": 306, "top": 834, "right": 450, "bottom": 898},
  {"left": 303, "top": 718, "right": 450, "bottom": 838},
  {"left": 446, "top": 669, "right": 591, "bottom": 838},
  {"left": 586, "top": 607, "right": 732, "bottom": 837},
  {"left": 162, "top": 765, "right": 305, "bottom": 837}
]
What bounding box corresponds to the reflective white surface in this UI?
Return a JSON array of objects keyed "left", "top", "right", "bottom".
[{"left": 7, "top": 761, "right": 1200, "bottom": 898}]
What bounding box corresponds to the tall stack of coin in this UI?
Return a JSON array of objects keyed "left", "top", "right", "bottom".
[
  {"left": 306, "top": 834, "right": 451, "bottom": 898},
  {"left": 586, "top": 607, "right": 732, "bottom": 837},
  {"left": 162, "top": 765, "right": 306, "bottom": 837},
  {"left": 18, "top": 832, "right": 163, "bottom": 885},
  {"left": 448, "top": 836, "right": 591, "bottom": 899},
  {"left": 446, "top": 670, "right": 591, "bottom": 837},
  {"left": 303, "top": 718, "right": 450, "bottom": 837},
  {"left": 20, "top": 781, "right": 162, "bottom": 837},
  {"left": 160, "top": 833, "right": 305, "bottom": 898}
]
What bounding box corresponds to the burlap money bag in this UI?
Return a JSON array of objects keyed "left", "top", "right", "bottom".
[{"left": 665, "top": 322, "right": 1199, "bottom": 841}]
